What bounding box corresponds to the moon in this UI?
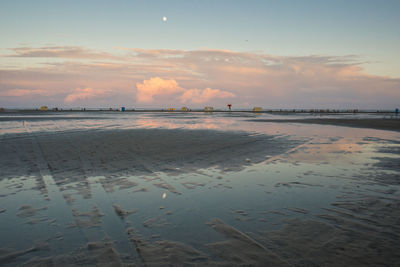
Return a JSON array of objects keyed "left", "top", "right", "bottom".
[{"left": 163, "top": 16, "right": 167, "bottom": 22}]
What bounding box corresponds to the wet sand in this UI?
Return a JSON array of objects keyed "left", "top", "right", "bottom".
[
  {"left": 1, "top": 113, "right": 400, "bottom": 266},
  {"left": 0, "top": 128, "right": 301, "bottom": 194},
  {"left": 251, "top": 118, "right": 400, "bottom": 131}
]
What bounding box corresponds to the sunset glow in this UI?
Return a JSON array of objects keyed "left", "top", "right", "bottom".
[{"left": 1, "top": 0, "right": 399, "bottom": 109}]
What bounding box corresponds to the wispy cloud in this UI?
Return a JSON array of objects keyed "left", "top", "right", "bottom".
[
  {"left": 64, "top": 87, "right": 109, "bottom": 103},
  {"left": 0, "top": 88, "right": 48, "bottom": 97},
  {"left": 4, "top": 46, "right": 119, "bottom": 60},
  {"left": 1, "top": 46, "right": 399, "bottom": 108},
  {"left": 121, "top": 48, "right": 183, "bottom": 57}
]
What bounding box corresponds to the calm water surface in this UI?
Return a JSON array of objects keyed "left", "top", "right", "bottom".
[{"left": 0, "top": 112, "right": 399, "bottom": 265}]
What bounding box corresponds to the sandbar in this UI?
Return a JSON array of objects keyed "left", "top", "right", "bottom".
[{"left": 251, "top": 118, "right": 400, "bottom": 131}]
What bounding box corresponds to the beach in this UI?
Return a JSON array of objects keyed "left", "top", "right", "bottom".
[{"left": 1, "top": 111, "right": 400, "bottom": 265}]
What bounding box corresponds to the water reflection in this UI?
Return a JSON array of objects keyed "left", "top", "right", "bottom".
[
  {"left": 0, "top": 112, "right": 399, "bottom": 266},
  {"left": 285, "top": 140, "right": 364, "bottom": 164}
]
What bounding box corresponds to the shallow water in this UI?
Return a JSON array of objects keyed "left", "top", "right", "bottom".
[{"left": 1, "top": 112, "right": 399, "bottom": 265}]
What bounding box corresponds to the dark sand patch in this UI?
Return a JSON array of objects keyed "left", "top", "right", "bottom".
[
  {"left": 126, "top": 228, "right": 209, "bottom": 266},
  {"left": 363, "top": 136, "right": 400, "bottom": 144},
  {"left": 213, "top": 183, "right": 233, "bottom": 189},
  {"left": 123, "top": 214, "right": 291, "bottom": 265},
  {"left": 143, "top": 216, "right": 169, "bottom": 228},
  {"left": 275, "top": 181, "right": 323, "bottom": 188},
  {"left": 365, "top": 187, "right": 397, "bottom": 195},
  {"left": 132, "top": 187, "right": 148, "bottom": 193},
  {"left": 20, "top": 241, "right": 133, "bottom": 267},
  {"left": 62, "top": 181, "right": 92, "bottom": 199},
  {"left": 325, "top": 196, "right": 400, "bottom": 234},
  {"left": 260, "top": 210, "right": 288, "bottom": 216},
  {"left": 55, "top": 232, "right": 63, "bottom": 240},
  {"left": 25, "top": 217, "right": 48, "bottom": 225},
  {"left": 262, "top": 217, "right": 400, "bottom": 266},
  {"left": 256, "top": 193, "right": 400, "bottom": 266},
  {"left": 206, "top": 219, "right": 290, "bottom": 265},
  {"left": 17, "top": 205, "right": 47, "bottom": 218},
  {"left": 153, "top": 181, "right": 180, "bottom": 194},
  {"left": 251, "top": 118, "right": 400, "bottom": 131},
  {"left": 284, "top": 207, "right": 310, "bottom": 214},
  {"left": 100, "top": 177, "right": 139, "bottom": 193},
  {"left": 62, "top": 193, "right": 75, "bottom": 205},
  {"left": 69, "top": 206, "right": 104, "bottom": 228},
  {"left": 372, "top": 156, "right": 400, "bottom": 174},
  {"left": 112, "top": 204, "right": 138, "bottom": 219},
  {"left": 357, "top": 171, "right": 400, "bottom": 186},
  {"left": 181, "top": 181, "right": 206, "bottom": 189},
  {"left": 0, "top": 243, "right": 48, "bottom": 266},
  {"left": 369, "top": 142, "right": 400, "bottom": 175},
  {"left": 375, "top": 145, "right": 400, "bottom": 155},
  {"left": 233, "top": 210, "right": 248, "bottom": 216},
  {"left": 48, "top": 218, "right": 57, "bottom": 226}
]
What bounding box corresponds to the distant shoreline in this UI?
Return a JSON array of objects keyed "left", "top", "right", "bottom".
[{"left": 0, "top": 109, "right": 398, "bottom": 114}]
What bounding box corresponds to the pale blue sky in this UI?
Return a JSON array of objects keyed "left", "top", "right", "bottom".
[
  {"left": 1, "top": 0, "right": 399, "bottom": 77},
  {"left": 1, "top": 1, "right": 400, "bottom": 109}
]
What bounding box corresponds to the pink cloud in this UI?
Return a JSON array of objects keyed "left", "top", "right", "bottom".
[
  {"left": 1, "top": 46, "right": 400, "bottom": 109},
  {"left": 5, "top": 46, "right": 118, "bottom": 60},
  {"left": 129, "top": 48, "right": 182, "bottom": 57},
  {"left": 0, "top": 88, "right": 48, "bottom": 97},
  {"left": 136, "top": 77, "right": 236, "bottom": 105},
  {"left": 136, "top": 77, "right": 184, "bottom": 103},
  {"left": 64, "top": 87, "right": 108, "bottom": 103},
  {"left": 180, "top": 88, "right": 236, "bottom": 104}
]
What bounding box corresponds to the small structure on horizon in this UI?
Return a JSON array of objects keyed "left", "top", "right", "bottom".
[
  {"left": 40, "top": 106, "right": 48, "bottom": 111},
  {"left": 168, "top": 108, "right": 176, "bottom": 111},
  {"left": 120, "top": 107, "right": 126, "bottom": 112},
  {"left": 253, "top": 107, "right": 262, "bottom": 112},
  {"left": 204, "top": 106, "right": 213, "bottom": 112},
  {"left": 182, "top": 107, "right": 189, "bottom": 112},
  {"left": 227, "top": 104, "right": 232, "bottom": 111}
]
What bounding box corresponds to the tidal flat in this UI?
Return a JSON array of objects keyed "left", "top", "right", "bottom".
[{"left": 0, "top": 111, "right": 399, "bottom": 266}]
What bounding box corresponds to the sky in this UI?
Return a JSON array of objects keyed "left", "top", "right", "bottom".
[{"left": 0, "top": 0, "right": 399, "bottom": 109}]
